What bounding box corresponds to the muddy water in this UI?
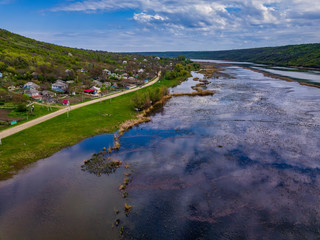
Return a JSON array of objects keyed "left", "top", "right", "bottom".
[{"left": 1, "top": 67, "right": 320, "bottom": 239}]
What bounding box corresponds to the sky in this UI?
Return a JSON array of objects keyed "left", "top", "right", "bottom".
[{"left": 0, "top": 0, "right": 320, "bottom": 52}]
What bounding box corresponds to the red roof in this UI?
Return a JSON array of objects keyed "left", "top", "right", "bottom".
[
  {"left": 62, "top": 100, "right": 69, "bottom": 104},
  {"left": 84, "top": 89, "right": 94, "bottom": 93}
]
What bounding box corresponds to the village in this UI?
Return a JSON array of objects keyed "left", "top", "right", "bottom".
[{"left": 0, "top": 55, "right": 176, "bottom": 128}]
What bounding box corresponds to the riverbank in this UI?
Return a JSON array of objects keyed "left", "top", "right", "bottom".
[
  {"left": 0, "top": 73, "right": 190, "bottom": 180},
  {"left": 198, "top": 60, "right": 320, "bottom": 89}
]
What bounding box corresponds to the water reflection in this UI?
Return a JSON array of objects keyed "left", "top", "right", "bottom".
[
  {"left": 112, "top": 67, "right": 320, "bottom": 239},
  {"left": 1, "top": 66, "right": 320, "bottom": 239}
]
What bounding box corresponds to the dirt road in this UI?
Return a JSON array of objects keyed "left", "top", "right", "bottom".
[{"left": 0, "top": 72, "right": 161, "bottom": 140}]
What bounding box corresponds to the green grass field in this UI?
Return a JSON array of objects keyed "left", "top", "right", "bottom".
[{"left": 0, "top": 76, "right": 186, "bottom": 180}]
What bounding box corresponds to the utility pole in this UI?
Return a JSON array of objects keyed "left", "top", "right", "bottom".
[{"left": 67, "top": 102, "right": 71, "bottom": 118}]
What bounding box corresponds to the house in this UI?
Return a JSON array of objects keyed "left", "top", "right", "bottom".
[
  {"left": 66, "top": 80, "right": 74, "bottom": 84},
  {"left": 123, "top": 60, "right": 128, "bottom": 64},
  {"left": 91, "top": 86, "right": 101, "bottom": 94},
  {"left": 62, "top": 100, "right": 70, "bottom": 105},
  {"left": 138, "top": 69, "right": 145, "bottom": 73},
  {"left": 102, "top": 69, "right": 111, "bottom": 75},
  {"left": 84, "top": 89, "right": 94, "bottom": 94},
  {"left": 155, "top": 57, "right": 160, "bottom": 60},
  {"left": 25, "top": 88, "right": 41, "bottom": 98},
  {"left": 52, "top": 80, "right": 68, "bottom": 92},
  {"left": 65, "top": 69, "right": 73, "bottom": 74},
  {"left": 8, "top": 86, "right": 16, "bottom": 91},
  {"left": 143, "top": 59, "right": 148, "bottom": 62},
  {"left": 42, "top": 90, "right": 54, "bottom": 97},
  {"left": 80, "top": 68, "right": 86, "bottom": 73},
  {"left": 24, "top": 82, "right": 40, "bottom": 89},
  {"left": 92, "top": 80, "right": 103, "bottom": 87}
]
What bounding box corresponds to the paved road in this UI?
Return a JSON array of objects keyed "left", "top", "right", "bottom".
[{"left": 0, "top": 72, "right": 161, "bottom": 139}]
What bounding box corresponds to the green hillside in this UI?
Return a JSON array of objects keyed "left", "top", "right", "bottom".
[
  {"left": 139, "top": 43, "right": 320, "bottom": 68},
  {"left": 0, "top": 28, "right": 154, "bottom": 83}
]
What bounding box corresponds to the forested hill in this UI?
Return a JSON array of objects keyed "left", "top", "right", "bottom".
[
  {"left": 0, "top": 29, "right": 149, "bottom": 82},
  {"left": 139, "top": 43, "right": 320, "bottom": 68}
]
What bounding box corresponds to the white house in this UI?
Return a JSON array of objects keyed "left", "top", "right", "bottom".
[
  {"left": 25, "top": 88, "right": 41, "bottom": 98},
  {"left": 52, "top": 80, "right": 68, "bottom": 92},
  {"left": 138, "top": 69, "right": 145, "bottom": 73},
  {"left": 23, "top": 82, "right": 40, "bottom": 89},
  {"left": 123, "top": 60, "right": 128, "bottom": 64},
  {"left": 155, "top": 57, "right": 160, "bottom": 60}
]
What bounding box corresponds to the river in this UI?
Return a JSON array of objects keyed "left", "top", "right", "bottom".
[
  {"left": 1, "top": 65, "right": 320, "bottom": 239},
  {"left": 194, "top": 59, "right": 320, "bottom": 85}
]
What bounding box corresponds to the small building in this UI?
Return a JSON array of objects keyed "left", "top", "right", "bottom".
[
  {"left": 123, "top": 60, "right": 128, "bottom": 64},
  {"left": 143, "top": 59, "right": 148, "bottom": 62},
  {"left": 103, "top": 69, "right": 111, "bottom": 75},
  {"left": 42, "top": 90, "right": 54, "bottom": 97},
  {"left": 65, "top": 69, "right": 73, "bottom": 74},
  {"left": 84, "top": 89, "right": 94, "bottom": 94},
  {"left": 91, "top": 86, "right": 101, "bottom": 94},
  {"left": 25, "top": 88, "right": 41, "bottom": 98},
  {"left": 66, "top": 80, "right": 75, "bottom": 84},
  {"left": 23, "top": 82, "right": 40, "bottom": 89},
  {"left": 52, "top": 80, "right": 68, "bottom": 92},
  {"left": 92, "top": 80, "right": 103, "bottom": 87},
  {"left": 0, "top": 72, "right": 3, "bottom": 78},
  {"left": 62, "top": 100, "right": 70, "bottom": 105},
  {"left": 138, "top": 69, "right": 145, "bottom": 73},
  {"left": 155, "top": 57, "right": 160, "bottom": 60},
  {"left": 80, "top": 69, "right": 86, "bottom": 73},
  {"left": 8, "top": 86, "right": 16, "bottom": 91}
]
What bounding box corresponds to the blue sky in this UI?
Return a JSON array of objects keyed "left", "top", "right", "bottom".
[{"left": 0, "top": 0, "right": 319, "bottom": 52}]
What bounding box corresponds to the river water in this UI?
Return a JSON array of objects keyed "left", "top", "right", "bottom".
[
  {"left": 1, "top": 66, "right": 320, "bottom": 239},
  {"left": 194, "top": 59, "right": 320, "bottom": 84}
]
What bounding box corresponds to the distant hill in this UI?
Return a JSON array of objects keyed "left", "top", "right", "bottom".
[
  {"left": 0, "top": 29, "right": 159, "bottom": 83},
  {"left": 138, "top": 44, "right": 320, "bottom": 68}
]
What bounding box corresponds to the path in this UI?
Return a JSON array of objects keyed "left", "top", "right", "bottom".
[{"left": 0, "top": 72, "right": 161, "bottom": 139}]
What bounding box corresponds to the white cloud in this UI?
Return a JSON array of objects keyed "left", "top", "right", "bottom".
[
  {"left": 44, "top": 0, "right": 320, "bottom": 51},
  {"left": 133, "top": 13, "right": 167, "bottom": 23}
]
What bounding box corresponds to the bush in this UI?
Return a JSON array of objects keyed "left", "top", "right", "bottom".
[
  {"left": 131, "top": 86, "right": 168, "bottom": 111},
  {"left": 16, "top": 104, "right": 27, "bottom": 112}
]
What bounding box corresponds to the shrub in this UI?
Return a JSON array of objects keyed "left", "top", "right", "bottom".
[{"left": 16, "top": 103, "right": 27, "bottom": 112}]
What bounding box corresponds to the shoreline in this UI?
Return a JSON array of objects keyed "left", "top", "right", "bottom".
[
  {"left": 196, "top": 60, "right": 320, "bottom": 89},
  {"left": 0, "top": 72, "right": 193, "bottom": 181}
]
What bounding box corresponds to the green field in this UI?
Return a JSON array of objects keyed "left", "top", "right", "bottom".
[{"left": 0, "top": 75, "right": 186, "bottom": 180}]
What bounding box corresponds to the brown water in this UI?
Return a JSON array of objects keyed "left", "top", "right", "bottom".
[{"left": 1, "top": 66, "right": 320, "bottom": 239}]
